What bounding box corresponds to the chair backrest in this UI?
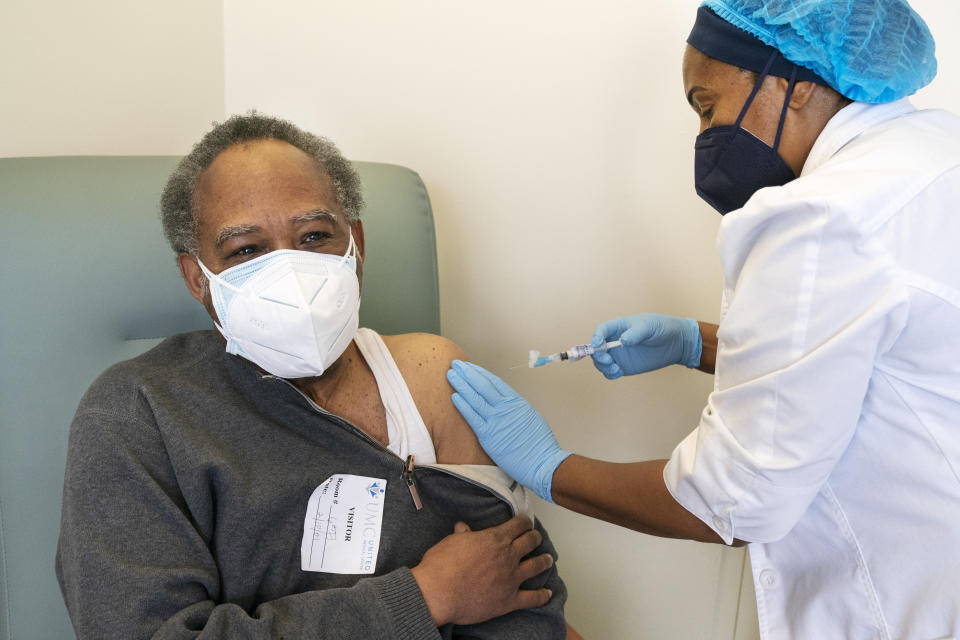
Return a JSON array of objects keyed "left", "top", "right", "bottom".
[{"left": 0, "top": 156, "right": 439, "bottom": 639}]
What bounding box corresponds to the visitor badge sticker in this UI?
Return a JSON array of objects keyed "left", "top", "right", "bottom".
[{"left": 301, "top": 474, "right": 387, "bottom": 574}]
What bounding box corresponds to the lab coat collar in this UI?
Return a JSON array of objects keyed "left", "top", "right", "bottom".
[{"left": 801, "top": 99, "right": 916, "bottom": 177}]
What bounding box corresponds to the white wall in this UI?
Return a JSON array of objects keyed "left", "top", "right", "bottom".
[
  {"left": 911, "top": 0, "right": 960, "bottom": 110},
  {"left": 223, "top": 1, "right": 960, "bottom": 638},
  {"left": 0, "top": 0, "right": 224, "bottom": 157}
]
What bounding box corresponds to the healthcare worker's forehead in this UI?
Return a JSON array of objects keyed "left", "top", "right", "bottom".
[
  {"left": 682, "top": 45, "right": 748, "bottom": 108},
  {"left": 682, "top": 45, "right": 711, "bottom": 95}
]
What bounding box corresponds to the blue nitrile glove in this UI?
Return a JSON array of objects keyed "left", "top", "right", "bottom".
[
  {"left": 447, "top": 360, "right": 571, "bottom": 503},
  {"left": 590, "top": 314, "right": 702, "bottom": 380}
]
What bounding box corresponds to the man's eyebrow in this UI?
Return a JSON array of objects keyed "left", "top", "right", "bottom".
[
  {"left": 215, "top": 224, "right": 261, "bottom": 249},
  {"left": 686, "top": 85, "right": 707, "bottom": 107},
  {"left": 213, "top": 210, "right": 336, "bottom": 249},
  {"left": 290, "top": 209, "right": 337, "bottom": 225}
]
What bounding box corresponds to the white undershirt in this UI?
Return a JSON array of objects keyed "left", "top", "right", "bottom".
[
  {"left": 352, "top": 328, "right": 533, "bottom": 520},
  {"left": 353, "top": 327, "right": 437, "bottom": 464}
]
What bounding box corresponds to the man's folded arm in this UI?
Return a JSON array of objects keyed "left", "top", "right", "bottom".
[{"left": 152, "top": 570, "right": 439, "bottom": 640}]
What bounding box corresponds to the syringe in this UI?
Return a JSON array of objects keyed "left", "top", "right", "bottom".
[{"left": 528, "top": 340, "right": 622, "bottom": 368}]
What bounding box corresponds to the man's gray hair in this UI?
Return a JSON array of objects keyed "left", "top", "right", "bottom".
[{"left": 160, "top": 112, "right": 364, "bottom": 255}]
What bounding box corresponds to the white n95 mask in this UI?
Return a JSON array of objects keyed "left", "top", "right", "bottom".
[{"left": 196, "top": 233, "right": 361, "bottom": 378}]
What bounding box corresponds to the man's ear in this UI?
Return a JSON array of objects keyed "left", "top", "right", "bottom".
[
  {"left": 782, "top": 78, "right": 818, "bottom": 110},
  {"left": 178, "top": 253, "right": 207, "bottom": 305}
]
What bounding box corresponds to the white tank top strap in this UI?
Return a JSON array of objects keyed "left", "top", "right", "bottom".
[{"left": 353, "top": 328, "right": 437, "bottom": 463}]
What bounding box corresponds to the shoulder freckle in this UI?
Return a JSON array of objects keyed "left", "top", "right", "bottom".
[{"left": 383, "top": 333, "right": 465, "bottom": 370}]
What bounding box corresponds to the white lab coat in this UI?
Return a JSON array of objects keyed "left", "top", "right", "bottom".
[{"left": 664, "top": 99, "right": 960, "bottom": 640}]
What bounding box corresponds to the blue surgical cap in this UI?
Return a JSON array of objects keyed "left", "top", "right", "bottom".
[{"left": 699, "top": 0, "right": 938, "bottom": 104}]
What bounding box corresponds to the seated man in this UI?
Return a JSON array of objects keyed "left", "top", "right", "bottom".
[{"left": 55, "top": 113, "right": 568, "bottom": 639}]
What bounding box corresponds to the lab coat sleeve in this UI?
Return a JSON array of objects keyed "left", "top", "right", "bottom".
[
  {"left": 664, "top": 188, "right": 909, "bottom": 544},
  {"left": 55, "top": 407, "right": 441, "bottom": 640}
]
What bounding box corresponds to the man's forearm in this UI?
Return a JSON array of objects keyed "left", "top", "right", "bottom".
[
  {"left": 550, "top": 455, "right": 736, "bottom": 544},
  {"left": 697, "top": 322, "right": 719, "bottom": 374}
]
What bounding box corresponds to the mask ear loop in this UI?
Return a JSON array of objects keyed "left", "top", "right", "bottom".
[
  {"left": 196, "top": 258, "right": 241, "bottom": 292},
  {"left": 195, "top": 257, "right": 237, "bottom": 338},
  {"left": 342, "top": 229, "right": 362, "bottom": 307},
  {"left": 340, "top": 230, "right": 358, "bottom": 269},
  {"left": 772, "top": 65, "right": 799, "bottom": 155},
  {"left": 731, "top": 50, "right": 780, "bottom": 134}
]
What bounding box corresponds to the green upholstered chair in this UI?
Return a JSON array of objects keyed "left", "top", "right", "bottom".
[{"left": 0, "top": 156, "right": 440, "bottom": 639}]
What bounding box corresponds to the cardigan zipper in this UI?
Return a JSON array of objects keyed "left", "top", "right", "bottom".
[
  {"left": 265, "top": 376, "right": 518, "bottom": 516},
  {"left": 266, "top": 375, "right": 423, "bottom": 512}
]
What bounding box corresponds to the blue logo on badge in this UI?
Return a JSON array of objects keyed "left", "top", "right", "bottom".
[{"left": 367, "top": 482, "right": 385, "bottom": 499}]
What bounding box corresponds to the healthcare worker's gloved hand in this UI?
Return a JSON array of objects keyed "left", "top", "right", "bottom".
[
  {"left": 591, "top": 314, "right": 702, "bottom": 379},
  {"left": 447, "top": 360, "right": 571, "bottom": 503}
]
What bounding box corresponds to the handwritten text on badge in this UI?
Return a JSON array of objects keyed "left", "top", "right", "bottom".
[{"left": 301, "top": 474, "right": 387, "bottom": 574}]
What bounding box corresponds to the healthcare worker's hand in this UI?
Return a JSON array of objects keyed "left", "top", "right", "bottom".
[
  {"left": 591, "top": 313, "right": 702, "bottom": 379},
  {"left": 447, "top": 360, "right": 570, "bottom": 503}
]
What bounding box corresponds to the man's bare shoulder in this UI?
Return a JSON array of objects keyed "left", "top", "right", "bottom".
[
  {"left": 380, "top": 332, "right": 465, "bottom": 372},
  {"left": 380, "top": 333, "right": 493, "bottom": 465}
]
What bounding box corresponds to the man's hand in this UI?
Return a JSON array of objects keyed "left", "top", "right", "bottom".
[{"left": 411, "top": 515, "right": 554, "bottom": 626}]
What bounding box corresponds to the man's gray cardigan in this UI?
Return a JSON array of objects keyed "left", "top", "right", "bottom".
[{"left": 56, "top": 331, "right": 567, "bottom": 639}]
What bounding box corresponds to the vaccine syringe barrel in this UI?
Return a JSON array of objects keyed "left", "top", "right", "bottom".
[
  {"left": 565, "top": 340, "right": 622, "bottom": 362},
  {"left": 529, "top": 339, "right": 622, "bottom": 368}
]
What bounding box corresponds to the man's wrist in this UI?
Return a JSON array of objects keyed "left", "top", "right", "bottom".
[{"left": 410, "top": 564, "right": 451, "bottom": 626}]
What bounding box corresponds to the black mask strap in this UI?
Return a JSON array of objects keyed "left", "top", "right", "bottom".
[
  {"left": 732, "top": 50, "right": 779, "bottom": 132},
  {"left": 773, "top": 65, "right": 799, "bottom": 154}
]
